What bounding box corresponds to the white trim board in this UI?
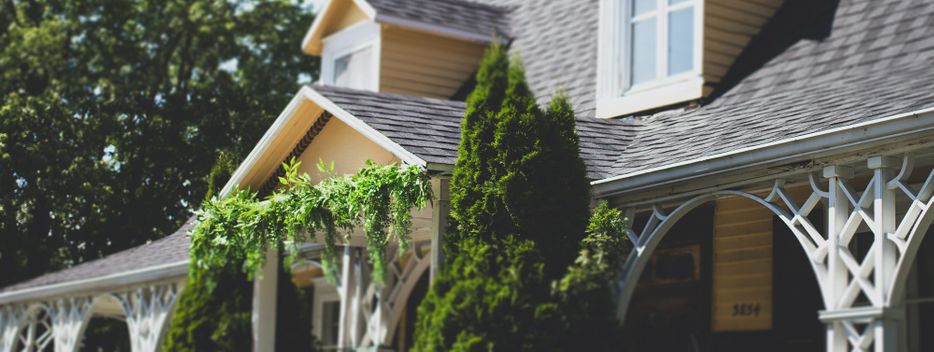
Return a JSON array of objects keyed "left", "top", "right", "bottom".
[
  {"left": 0, "top": 260, "right": 189, "bottom": 304},
  {"left": 592, "top": 107, "right": 934, "bottom": 199},
  {"left": 301, "top": 87, "right": 425, "bottom": 167},
  {"left": 220, "top": 86, "right": 427, "bottom": 199}
]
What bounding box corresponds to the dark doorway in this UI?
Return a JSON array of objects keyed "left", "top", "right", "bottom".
[
  {"left": 907, "top": 227, "right": 934, "bottom": 351},
  {"left": 770, "top": 212, "right": 825, "bottom": 351},
  {"left": 622, "top": 206, "right": 714, "bottom": 352},
  {"left": 80, "top": 316, "right": 131, "bottom": 352}
]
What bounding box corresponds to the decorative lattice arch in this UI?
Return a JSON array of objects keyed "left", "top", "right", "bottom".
[
  {"left": 334, "top": 238, "right": 432, "bottom": 349},
  {"left": 617, "top": 155, "right": 934, "bottom": 352}
]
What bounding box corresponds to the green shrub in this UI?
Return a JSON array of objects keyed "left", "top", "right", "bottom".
[{"left": 162, "top": 257, "right": 253, "bottom": 351}]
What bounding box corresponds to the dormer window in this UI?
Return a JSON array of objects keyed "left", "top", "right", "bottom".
[
  {"left": 332, "top": 45, "right": 374, "bottom": 88},
  {"left": 321, "top": 21, "right": 381, "bottom": 91},
  {"left": 629, "top": 0, "right": 696, "bottom": 86},
  {"left": 597, "top": 0, "right": 703, "bottom": 118}
]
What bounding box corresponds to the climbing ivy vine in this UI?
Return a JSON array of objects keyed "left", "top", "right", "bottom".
[{"left": 189, "top": 159, "right": 432, "bottom": 287}]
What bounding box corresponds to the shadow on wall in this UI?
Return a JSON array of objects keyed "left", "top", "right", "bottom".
[{"left": 707, "top": 0, "right": 841, "bottom": 101}]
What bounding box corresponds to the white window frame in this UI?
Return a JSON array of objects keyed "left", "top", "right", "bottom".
[
  {"left": 597, "top": 0, "right": 704, "bottom": 118},
  {"left": 312, "top": 278, "right": 342, "bottom": 350},
  {"left": 321, "top": 20, "right": 381, "bottom": 91}
]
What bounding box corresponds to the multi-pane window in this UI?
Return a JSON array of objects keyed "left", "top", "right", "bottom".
[
  {"left": 627, "top": 0, "right": 696, "bottom": 88},
  {"left": 319, "top": 301, "right": 341, "bottom": 350},
  {"left": 332, "top": 46, "right": 374, "bottom": 90},
  {"left": 321, "top": 21, "right": 380, "bottom": 91}
]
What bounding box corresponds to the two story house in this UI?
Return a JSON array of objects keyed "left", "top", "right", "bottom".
[{"left": 3, "top": 0, "right": 934, "bottom": 351}]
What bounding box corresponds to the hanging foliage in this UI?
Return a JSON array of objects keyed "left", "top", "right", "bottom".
[{"left": 188, "top": 159, "right": 432, "bottom": 288}]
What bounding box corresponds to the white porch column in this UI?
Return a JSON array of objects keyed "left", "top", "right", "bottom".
[
  {"left": 430, "top": 177, "right": 450, "bottom": 282},
  {"left": 252, "top": 248, "right": 279, "bottom": 352},
  {"left": 824, "top": 165, "right": 852, "bottom": 352},
  {"left": 0, "top": 306, "right": 25, "bottom": 352},
  {"left": 337, "top": 246, "right": 363, "bottom": 349},
  {"left": 869, "top": 156, "right": 902, "bottom": 352},
  {"left": 115, "top": 284, "right": 181, "bottom": 352},
  {"left": 48, "top": 297, "right": 93, "bottom": 352},
  {"left": 820, "top": 158, "right": 907, "bottom": 352}
]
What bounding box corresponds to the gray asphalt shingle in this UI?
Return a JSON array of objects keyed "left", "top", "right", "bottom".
[
  {"left": 467, "top": 0, "right": 934, "bottom": 178},
  {"left": 314, "top": 84, "right": 637, "bottom": 179},
  {"left": 369, "top": 0, "right": 510, "bottom": 38},
  {"left": 1, "top": 219, "right": 193, "bottom": 293}
]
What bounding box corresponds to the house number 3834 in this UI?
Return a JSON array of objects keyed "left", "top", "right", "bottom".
[{"left": 731, "top": 303, "right": 760, "bottom": 317}]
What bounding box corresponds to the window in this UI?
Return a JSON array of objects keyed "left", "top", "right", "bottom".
[
  {"left": 312, "top": 280, "right": 342, "bottom": 351},
  {"left": 322, "top": 21, "right": 380, "bottom": 91},
  {"left": 332, "top": 46, "right": 374, "bottom": 89},
  {"left": 319, "top": 301, "right": 341, "bottom": 349},
  {"left": 628, "top": 0, "right": 695, "bottom": 87},
  {"left": 597, "top": 0, "right": 703, "bottom": 118}
]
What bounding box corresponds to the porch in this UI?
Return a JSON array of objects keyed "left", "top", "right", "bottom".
[{"left": 608, "top": 151, "right": 934, "bottom": 352}]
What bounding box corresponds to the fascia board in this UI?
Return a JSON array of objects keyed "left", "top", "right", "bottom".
[
  {"left": 592, "top": 107, "right": 934, "bottom": 199},
  {"left": 0, "top": 260, "right": 188, "bottom": 304}
]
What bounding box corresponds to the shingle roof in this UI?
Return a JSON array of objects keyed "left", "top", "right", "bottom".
[
  {"left": 369, "top": 0, "right": 510, "bottom": 39},
  {"left": 473, "top": 0, "right": 934, "bottom": 178},
  {"left": 315, "top": 84, "right": 637, "bottom": 179},
  {"left": 316, "top": 85, "right": 466, "bottom": 166},
  {"left": 1, "top": 219, "right": 193, "bottom": 294}
]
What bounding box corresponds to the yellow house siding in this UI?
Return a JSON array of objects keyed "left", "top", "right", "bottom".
[
  {"left": 380, "top": 26, "right": 486, "bottom": 98},
  {"left": 242, "top": 102, "right": 324, "bottom": 191},
  {"left": 297, "top": 118, "right": 398, "bottom": 184},
  {"left": 711, "top": 195, "right": 774, "bottom": 332},
  {"left": 703, "top": 0, "right": 783, "bottom": 84}
]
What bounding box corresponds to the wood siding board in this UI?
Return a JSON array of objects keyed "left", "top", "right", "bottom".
[
  {"left": 706, "top": 3, "right": 770, "bottom": 28},
  {"left": 379, "top": 27, "right": 484, "bottom": 98},
  {"left": 704, "top": 37, "right": 747, "bottom": 57},
  {"left": 702, "top": 0, "right": 781, "bottom": 93},
  {"left": 711, "top": 196, "right": 773, "bottom": 332},
  {"left": 708, "top": 0, "right": 778, "bottom": 17}
]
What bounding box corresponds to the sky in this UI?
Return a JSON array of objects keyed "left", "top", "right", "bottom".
[{"left": 304, "top": 0, "right": 326, "bottom": 12}]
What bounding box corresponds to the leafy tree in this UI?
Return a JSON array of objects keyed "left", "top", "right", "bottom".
[
  {"left": 0, "top": 0, "right": 316, "bottom": 287},
  {"left": 414, "top": 43, "right": 624, "bottom": 351}
]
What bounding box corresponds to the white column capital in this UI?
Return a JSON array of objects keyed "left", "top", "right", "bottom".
[
  {"left": 823, "top": 165, "right": 854, "bottom": 179},
  {"left": 867, "top": 156, "right": 901, "bottom": 170}
]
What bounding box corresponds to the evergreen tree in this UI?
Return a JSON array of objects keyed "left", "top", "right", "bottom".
[{"left": 414, "top": 42, "right": 608, "bottom": 351}]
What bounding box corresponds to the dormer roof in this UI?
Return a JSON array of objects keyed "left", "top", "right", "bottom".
[
  {"left": 302, "top": 0, "right": 509, "bottom": 56},
  {"left": 368, "top": 0, "right": 510, "bottom": 40}
]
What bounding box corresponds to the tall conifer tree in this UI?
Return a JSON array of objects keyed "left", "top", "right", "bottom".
[{"left": 415, "top": 42, "right": 597, "bottom": 351}]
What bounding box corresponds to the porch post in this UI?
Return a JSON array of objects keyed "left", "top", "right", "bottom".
[
  {"left": 48, "top": 297, "right": 93, "bottom": 352},
  {"left": 869, "top": 156, "right": 903, "bottom": 352},
  {"left": 337, "top": 246, "right": 358, "bottom": 349},
  {"left": 824, "top": 165, "right": 852, "bottom": 352},
  {"left": 252, "top": 248, "right": 279, "bottom": 352},
  {"left": 115, "top": 284, "right": 180, "bottom": 352},
  {"left": 0, "top": 306, "right": 25, "bottom": 352},
  {"left": 430, "top": 177, "right": 450, "bottom": 282}
]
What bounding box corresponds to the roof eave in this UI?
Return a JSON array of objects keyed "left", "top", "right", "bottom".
[
  {"left": 375, "top": 14, "right": 497, "bottom": 43},
  {"left": 302, "top": 0, "right": 378, "bottom": 56},
  {"left": 220, "top": 86, "right": 428, "bottom": 199},
  {"left": 0, "top": 260, "right": 188, "bottom": 305},
  {"left": 592, "top": 107, "right": 934, "bottom": 201}
]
